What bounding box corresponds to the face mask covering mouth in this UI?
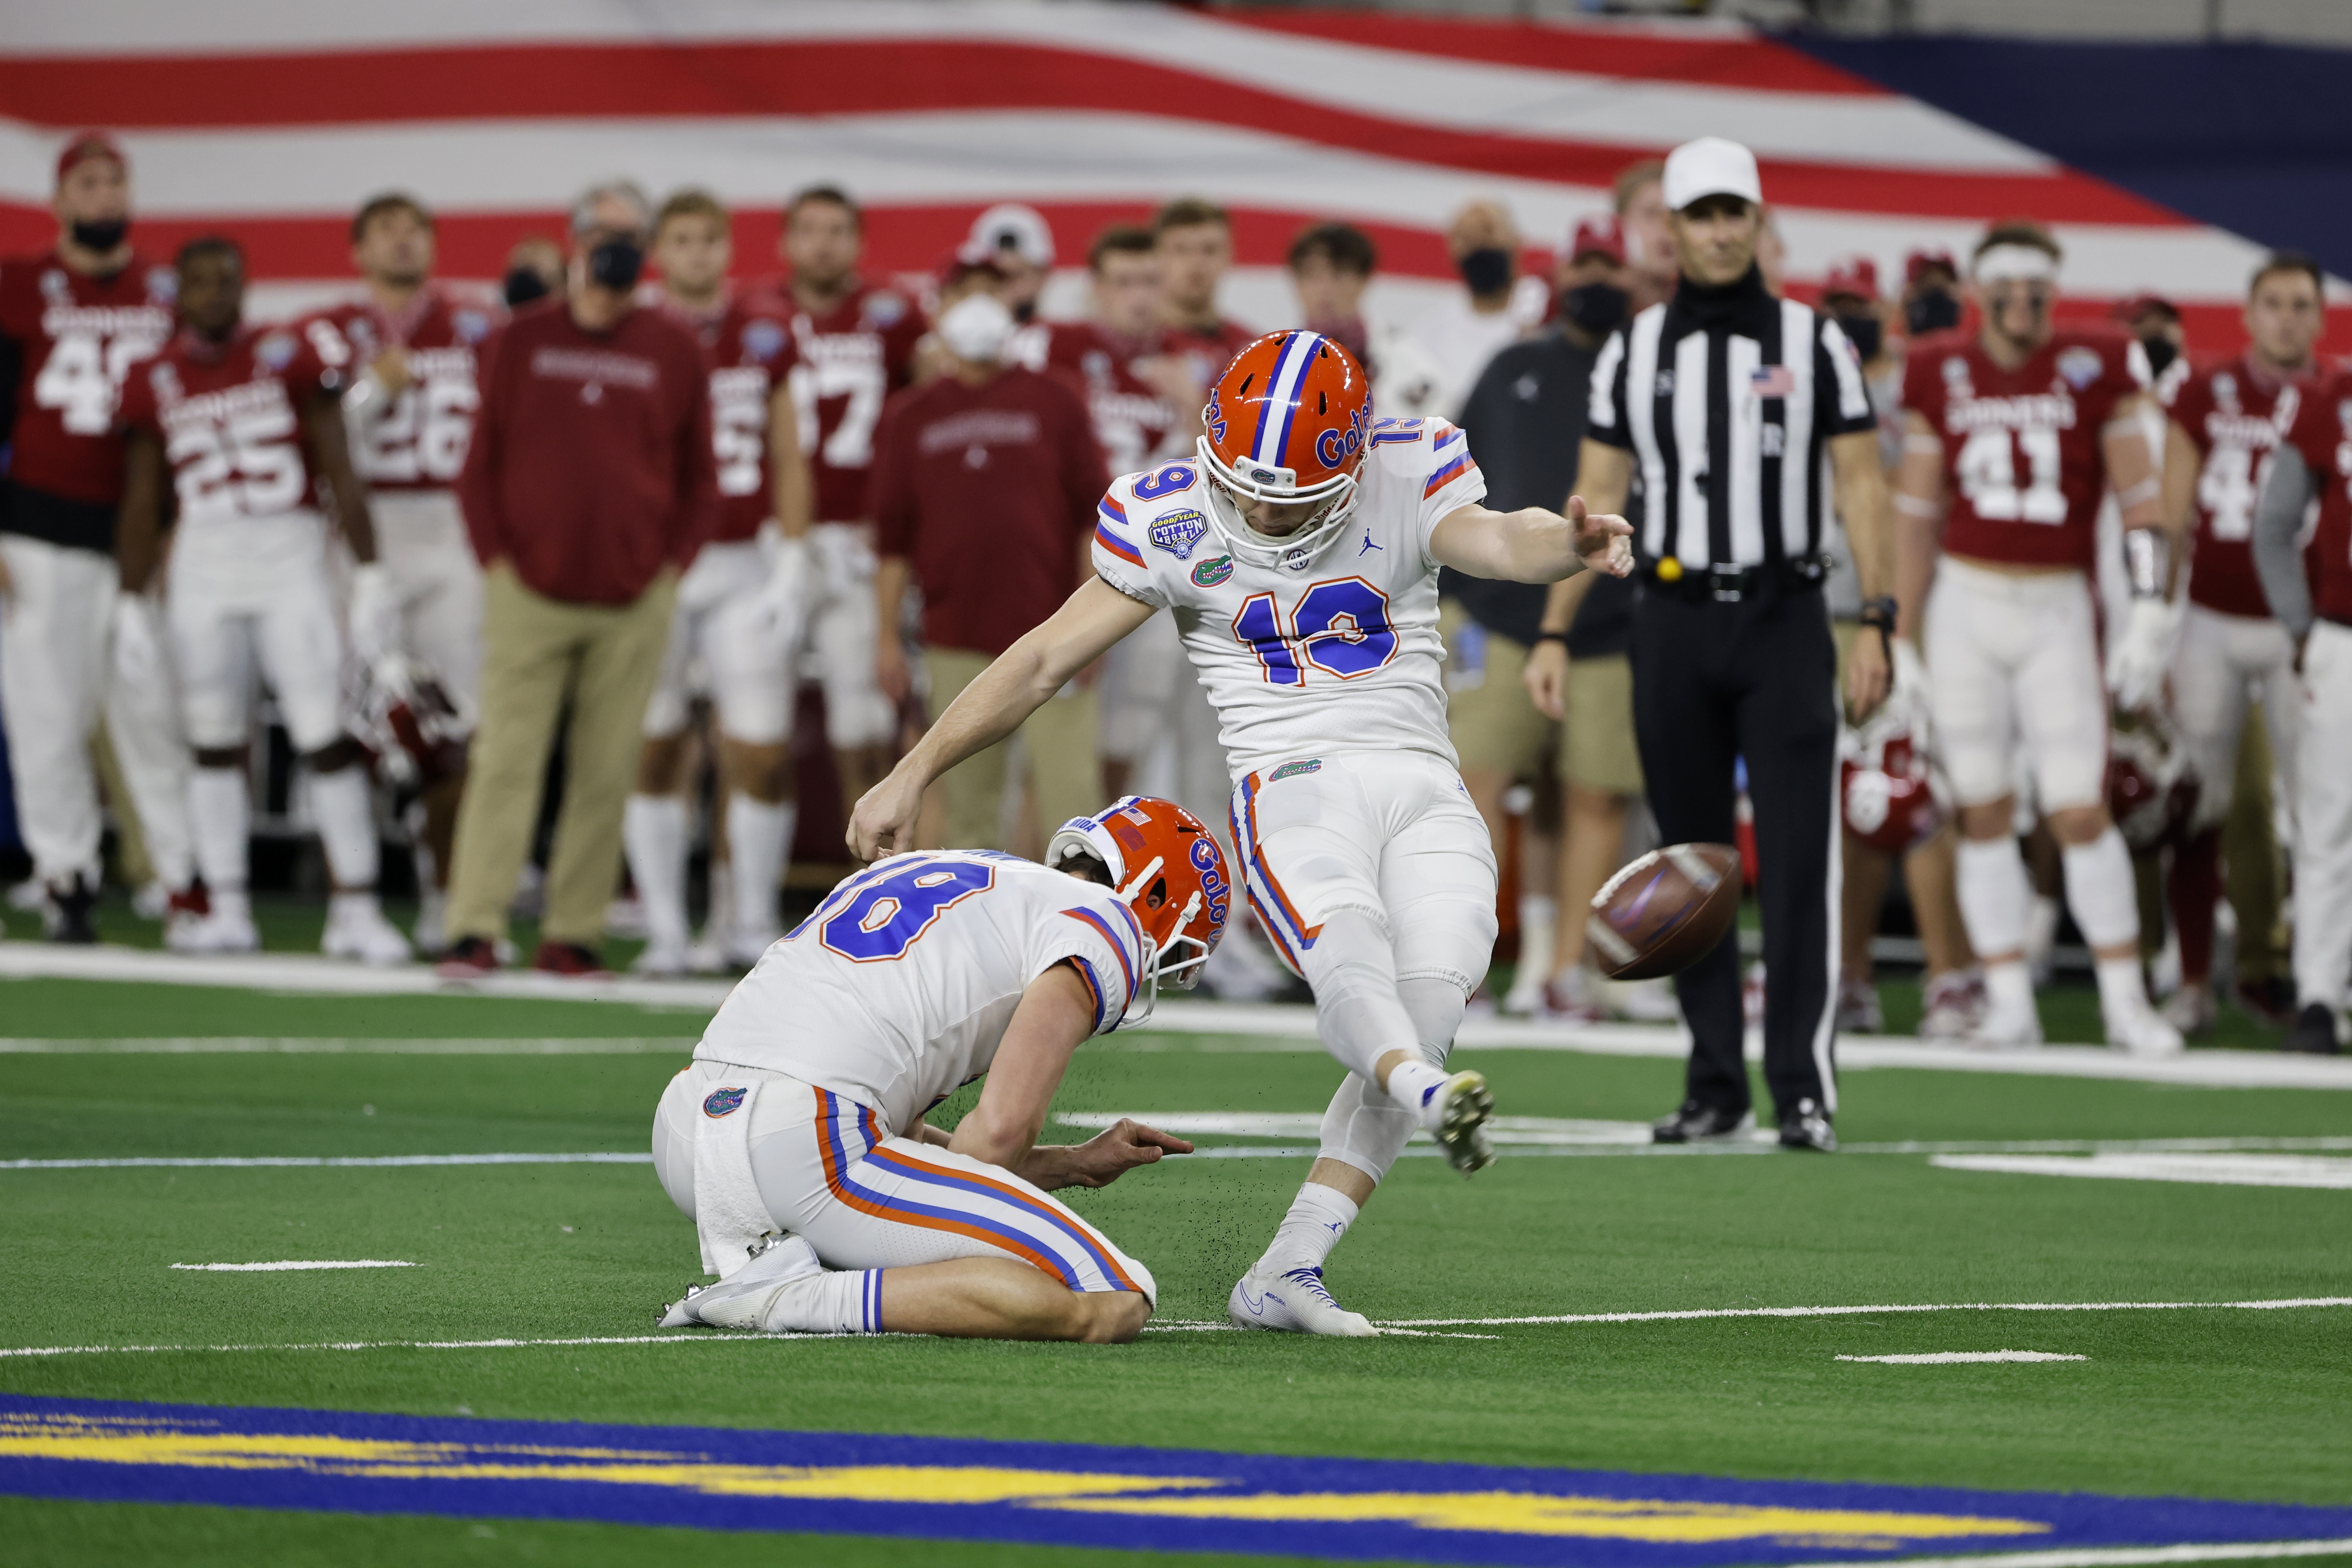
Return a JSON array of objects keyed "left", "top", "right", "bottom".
[
  {"left": 1837, "top": 311, "right": 1883, "bottom": 363},
  {"left": 586, "top": 236, "right": 645, "bottom": 292},
  {"left": 1561, "top": 282, "right": 1629, "bottom": 336},
  {"left": 503, "top": 267, "right": 553, "bottom": 309},
  {"left": 1904, "top": 289, "right": 1961, "bottom": 337},
  {"left": 2139, "top": 335, "right": 2179, "bottom": 379},
  {"left": 1456, "top": 246, "right": 1514, "bottom": 297},
  {"left": 937, "top": 293, "right": 1016, "bottom": 363},
  {"left": 71, "top": 218, "right": 129, "bottom": 252}
]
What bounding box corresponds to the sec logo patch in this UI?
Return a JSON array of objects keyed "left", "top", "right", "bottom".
[{"left": 702, "top": 1087, "right": 748, "bottom": 1118}]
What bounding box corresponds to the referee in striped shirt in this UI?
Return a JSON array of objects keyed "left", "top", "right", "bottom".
[{"left": 1537, "top": 138, "right": 1897, "bottom": 1152}]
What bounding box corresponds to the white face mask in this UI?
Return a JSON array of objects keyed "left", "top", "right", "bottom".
[{"left": 936, "top": 293, "right": 1015, "bottom": 364}]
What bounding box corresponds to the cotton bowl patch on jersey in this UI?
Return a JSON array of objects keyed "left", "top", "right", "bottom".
[
  {"left": 742, "top": 318, "right": 788, "bottom": 363},
  {"left": 701, "top": 1087, "right": 747, "bottom": 1118},
  {"left": 1150, "top": 509, "right": 1208, "bottom": 559},
  {"left": 1191, "top": 555, "right": 1233, "bottom": 587},
  {"left": 10, "top": 1396, "right": 2351, "bottom": 1565},
  {"left": 2058, "top": 346, "right": 2105, "bottom": 389}
]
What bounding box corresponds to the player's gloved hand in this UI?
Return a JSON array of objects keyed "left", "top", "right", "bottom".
[
  {"left": 112, "top": 591, "right": 167, "bottom": 690},
  {"left": 2105, "top": 596, "right": 2182, "bottom": 713},
  {"left": 347, "top": 562, "right": 400, "bottom": 667}
]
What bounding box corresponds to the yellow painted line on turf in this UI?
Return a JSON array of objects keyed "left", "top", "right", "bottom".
[
  {"left": 1827, "top": 1539, "right": 2352, "bottom": 1568},
  {"left": 1380, "top": 1296, "right": 2352, "bottom": 1328},
  {"left": 171, "top": 1261, "right": 416, "bottom": 1272},
  {"left": 1835, "top": 1351, "right": 2087, "bottom": 1364}
]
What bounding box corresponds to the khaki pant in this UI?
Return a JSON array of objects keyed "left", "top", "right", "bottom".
[
  {"left": 445, "top": 562, "right": 679, "bottom": 947},
  {"left": 926, "top": 647, "right": 1100, "bottom": 851}
]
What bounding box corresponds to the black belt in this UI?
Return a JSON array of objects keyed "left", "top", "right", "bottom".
[{"left": 1641, "top": 557, "right": 1827, "bottom": 604}]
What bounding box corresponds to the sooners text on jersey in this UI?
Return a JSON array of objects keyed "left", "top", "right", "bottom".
[
  {"left": 116, "top": 326, "right": 337, "bottom": 529},
  {"left": 1904, "top": 328, "right": 2150, "bottom": 571},
  {"left": 784, "top": 282, "right": 924, "bottom": 522},
  {"left": 675, "top": 295, "right": 797, "bottom": 543},
  {"left": 2166, "top": 357, "right": 2304, "bottom": 619},
  {"left": 301, "top": 289, "right": 492, "bottom": 493},
  {"left": 2281, "top": 368, "right": 2352, "bottom": 626},
  {"left": 0, "top": 251, "right": 175, "bottom": 504},
  {"left": 1037, "top": 321, "right": 1183, "bottom": 476},
  {"left": 1087, "top": 418, "right": 1485, "bottom": 779}
]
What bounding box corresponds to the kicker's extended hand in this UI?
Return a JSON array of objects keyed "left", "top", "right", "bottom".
[{"left": 1567, "top": 494, "right": 1635, "bottom": 578}]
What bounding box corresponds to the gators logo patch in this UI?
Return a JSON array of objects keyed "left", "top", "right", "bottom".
[
  {"left": 1191, "top": 556, "right": 1234, "bottom": 587},
  {"left": 1268, "top": 759, "right": 1321, "bottom": 781},
  {"left": 702, "top": 1087, "right": 748, "bottom": 1118}
]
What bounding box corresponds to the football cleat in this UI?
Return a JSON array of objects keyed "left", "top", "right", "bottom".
[
  {"left": 631, "top": 939, "right": 690, "bottom": 978},
  {"left": 1424, "top": 1070, "right": 1495, "bottom": 1175},
  {"left": 1651, "top": 1100, "right": 1754, "bottom": 1144},
  {"left": 1835, "top": 971, "right": 1884, "bottom": 1034},
  {"left": 532, "top": 941, "right": 610, "bottom": 979},
  {"left": 1917, "top": 970, "right": 1982, "bottom": 1040},
  {"left": 173, "top": 904, "right": 260, "bottom": 955},
  {"left": 2283, "top": 1002, "right": 2344, "bottom": 1056},
  {"left": 2160, "top": 983, "right": 2217, "bottom": 1039},
  {"left": 1970, "top": 986, "right": 2045, "bottom": 1050},
  {"left": 1777, "top": 1098, "right": 1837, "bottom": 1152},
  {"left": 2104, "top": 999, "right": 2184, "bottom": 1059},
  {"left": 322, "top": 896, "right": 413, "bottom": 966},
  {"left": 660, "top": 1234, "right": 822, "bottom": 1330},
  {"left": 1227, "top": 1266, "right": 1377, "bottom": 1337},
  {"left": 42, "top": 876, "right": 98, "bottom": 945},
  {"left": 435, "top": 935, "right": 499, "bottom": 979}
]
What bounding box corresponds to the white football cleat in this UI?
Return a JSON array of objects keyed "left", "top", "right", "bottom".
[
  {"left": 1970, "top": 988, "right": 2044, "bottom": 1050},
  {"left": 660, "top": 1234, "right": 821, "bottom": 1330},
  {"left": 322, "top": 896, "right": 413, "bottom": 965},
  {"left": 174, "top": 905, "right": 260, "bottom": 955},
  {"left": 723, "top": 929, "right": 779, "bottom": 969},
  {"left": 631, "top": 939, "right": 690, "bottom": 978},
  {"left": 1228, "top": 1266, "right": 1377, "bottom": 1337},
  {"left": 2105, "top": 1000, "right": 2185, "bottom": 1058},
  {"left": 1423, "top": 1070, "right": 1496, "bottom": 1175}
]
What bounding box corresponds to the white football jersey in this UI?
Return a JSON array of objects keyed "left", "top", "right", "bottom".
[
  {"left": 694, "top": 852, "right": 1144, "bottom": 1137},
  {"left": 1090, "top": 418, "right": 1486, "bottom": 780}
]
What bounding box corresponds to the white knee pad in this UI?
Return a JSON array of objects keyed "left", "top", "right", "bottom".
[
  {"left": 1955, "top": 835, "right": 2032, "bottom": 959},
  {"left": 2061, "top": 826, "right": 2140, "bottom": 951}
]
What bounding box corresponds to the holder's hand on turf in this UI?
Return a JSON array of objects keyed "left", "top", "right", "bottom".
[{"left": 1020, "top": 1119, "right": 1195, "bottom": 1192}]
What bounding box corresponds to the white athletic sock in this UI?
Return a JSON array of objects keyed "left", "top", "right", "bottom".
[
  {"left": 2061, "top": 826, "right": 2141, "bottom": 951},
  {"left": 309, "top": 765, "right": 380, "bottom": 890},
  {"left": 1516, "top": 893, "right": 1557, "bottom": 983},
  {"left": 1387, "top": 1058, "right": 1454, "bottom": 1122},
  {"left": 2095, "top": 956, "right": 2153, "bottom": 1019},
  {"left": 760, "top": 1267, "right": 885, "bottom": 1334},
  {"left": 1954, "top": 835, "right": 2032, "bottom": 960},
  {"left": 328, "top": 889, "right": 382, "bottom": 923},
  {"left": 623, "top": 794, "right": 691, "bottom": 951},
  {"left": 187, "top": 767, "right": 250, "bottom": 894},
  {"left": 1255, "top": 1182, "right": 1360, "bottom": 1276},
  {"left": 209, "top": 885, "right": 253, "bottom": 925},
  {"left": 1982, "top": 958, "right": 2035, "bottom": 1020},
  {"left": 726, "top": 795, "right": 795, "bottom": 944}
]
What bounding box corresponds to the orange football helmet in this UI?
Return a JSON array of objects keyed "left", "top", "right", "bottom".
[
  {"left": 1047, "top": 795, "right": 1231, "bottom": 1023},
  {"left": 1196, "top": 330, "right": 1372, "bottom": 570}
]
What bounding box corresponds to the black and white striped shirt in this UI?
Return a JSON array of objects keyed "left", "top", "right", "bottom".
[{"left": 1586, "top": 266, "right": 1875, "bottom": 572}]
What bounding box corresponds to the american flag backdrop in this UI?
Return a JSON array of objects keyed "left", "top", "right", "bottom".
[{"left": 0, "top": 0, "right": 2322, "bottom": 349}]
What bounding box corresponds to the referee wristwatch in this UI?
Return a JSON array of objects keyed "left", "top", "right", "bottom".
[{"left": 1857, "top": 595, "right": 1898, "bottom": 657}]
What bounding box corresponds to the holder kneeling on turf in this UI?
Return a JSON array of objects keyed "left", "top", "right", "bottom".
[{"left": 650, "top": 796, "right": 1222, "bottom": 1342}]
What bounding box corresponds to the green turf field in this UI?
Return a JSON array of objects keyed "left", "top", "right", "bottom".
[{"left": 1, "top": 973, "right": 2347, "bottom": 1565}]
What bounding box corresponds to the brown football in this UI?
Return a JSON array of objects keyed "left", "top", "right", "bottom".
[{"left": 1585, "top": 842, "right": 1743, "bottom": 981}]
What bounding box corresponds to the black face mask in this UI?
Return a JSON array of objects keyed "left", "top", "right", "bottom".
[
  {"left": 2140, "top": 336, "right": 2179, "bottom": 379},
  {"left": 1837, "top": 311, "right": 1883, "bottom": 363},
  {"left": 502, "top": 267, "right": 552, "bottom": 309},
  {"left": 1905, "top": 289, "right": 1961, "bottom": 337},
  {"left": 586, "top": 236, "right": 645, "bottom": 292},
  {"left": 1561, "top": 282, "right": 1628, "bottom": 337},
  {"left": 1457, "top": 246, "right": 1513, "bottom": 297},
  {"left": 70, "top": 217, "right": 128, "bottom": 252},
  {"left": 1010, "top": 297, "right": 1037, "bottom": 324}
]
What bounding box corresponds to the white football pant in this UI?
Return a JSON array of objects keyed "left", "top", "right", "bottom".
[
  {"left": 642, "top": 532, "right": 803, "bottom": 746},
  {"left": 2295, "top": 621, "right": 2352, "bottom": 1014},
  {"left": 371, "top": 490, "right": 485, "bottom": 711},
  {"left": 2171, "top": 602, "right": 2298, "bottom": 835},
  {"left": 168, "top": 515, "right": 348, "bottom": 753},
  {"left": 1926, "top": 557, "right": 2109, "bottom": 811},
  {"left": 805, "top": 522, "right": 896, "bottom": 750}
]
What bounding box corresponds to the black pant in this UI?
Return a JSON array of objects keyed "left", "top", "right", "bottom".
[{"left": 1629, "top": 584, "right": 1840, "bottom": 1119}]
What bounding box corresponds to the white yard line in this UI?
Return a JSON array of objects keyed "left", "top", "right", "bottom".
[
  {"left": 1834, "top": 1541, "right": 2352, "bottom": 1568},
  {"left": 1933, "top": 1153, "right": 2352, "bottom": 1189},
  {"left": 1382, "top": 1296, "right": 2352, "bottom": 1328},
  {"left": 1835, "top": 1351, "right": 2087, "bottom": 1364},
  {"left": 170, "top": 1260, "right": 415, "bottom": 1272},
  {"left": 0, "top": 1037, "right": 693, "bottom": 1054}
]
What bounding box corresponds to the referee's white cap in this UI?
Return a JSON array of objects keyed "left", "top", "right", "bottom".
[{"left": 1662, "top": 137, "right": 1763, "bottom": 211}]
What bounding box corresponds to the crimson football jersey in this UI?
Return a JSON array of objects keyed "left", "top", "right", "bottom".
[
  {"left": 2280, "top": 367, "right": 2352, "bottom": 626},
  {"left": 0, "top": 249, "right": 175, "bottom": 505},
  {"left": 1160, "top": 316, "right": 1255, "bottom": 397},
  {"left": 300, "top": 288, "right": 495, "bottom": 492},
  {"left": 1042, "top": 321, "right": 1185, "bottom": 476},
  {"left": 782, "top": 281, "right": 924, "bottom": 523},
  {"left": 1903, "top": 328, "right": 2151, "bottom": 571},
  {"left": 2166, "top": 356, "right": 2306, "bottom": 620},
  {"left": 672, "top": 293, "right": 799, "bottom": 543},
  {"left": 116, "top": 324, "right": 339, "bottom": 529}
]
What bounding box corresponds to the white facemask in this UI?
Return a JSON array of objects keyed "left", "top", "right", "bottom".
[{"left": 936, "top": 293, "right": 1015, "bottom": 364}]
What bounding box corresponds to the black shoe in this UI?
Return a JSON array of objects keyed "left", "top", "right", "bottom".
[
  {"left": 1651, "top": 1099, "right": 1755, "bottom": 1144},
  {"left": 435, "top": 935, "right": 500, "bottom": 980},
  {"left": 43, "top": 875, "right": 98, "bottom": 944},
  {"left": 1778, "top": 1098, "right": 1837, "bottom": 1152},
  {"left": 2283, "top": 1003, "right": 2343, "bottom": 1056}
]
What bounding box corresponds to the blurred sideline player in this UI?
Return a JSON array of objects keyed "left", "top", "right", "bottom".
[
  {"left": 0, "top": 130, "right": 198, "bottom": 941},
  {"left": 1152, "top": 199, "right": 1253, "bottom": 395},
  {"left": 624, "top": 189, "right": 814, "bottom": 974},
  {"left": 1893, "top": 222, "right": 2184, "bottom": 1055},
  {"left": 302, "top": 192, "right": 493, "bottom": 952},
  {"left": 1814, "top": 256, "right": 1979, "bottom": 1039},
  {"left": 116, "top": 239, "right": 409, "bottom": 962},
  {"left": 851, "top": 330, "right": 1634, "bottom": 1334},
  {"left": 777, "top": 187, "right": 925, "bottom": 807},
  {"left": 968, "top": 203, "right": 1056, "bottom": 330},
  {"left": 2155, "top": 253, "right": 2322, "bottom": 1037},
  {"left": 653, "top": 795, "right": 1214, "bottom": 1341}
]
